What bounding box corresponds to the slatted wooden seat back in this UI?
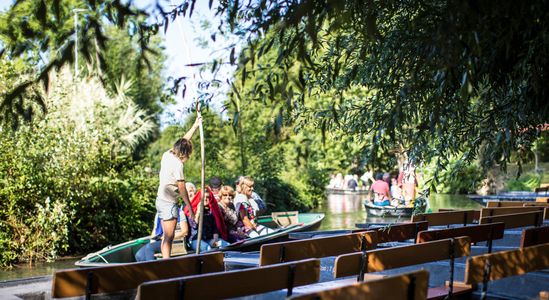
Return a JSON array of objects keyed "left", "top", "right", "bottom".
[
  {"left": 334, "top": 237, "right": 470, "bottom": 278},
  {"left": 334, "top": 237, "right": 470, "bottom": 300},
  {"left": 411, "top": 210, "right": 477, "bottom": 226},
  {"left": 479, "top": 211, "right": 544, "bottom": 229},
  {"left": 289, "top": 270, "right": 429, "bottom": 300},
  {"left": 51, "top": 252, "right": 224, "bottom": 299},
  {"left": 438, "top": 209, "right": 481, "bottom": 221},
  {"left": 520, "top": 226, "right": 549, "bottom": 248},
  {"left": 259, "top": 231, "right": 377, "bottom": 266},
  {"left": 136, "top": 258, "right": 320, "bottom": 300},
  {"left": 464, "top": 243, "right": 549, "bottom": 300},
  {"left": 480, "top": 206, "right": 546, "bottom": 219},
  {"left": 417, "top": 222, "right": 505, "bottom": 253},
  {"left": 375, "top": 221, "right": 428, "bottom": 243}
]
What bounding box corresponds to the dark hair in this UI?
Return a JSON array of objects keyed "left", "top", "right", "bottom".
[
  {"left": 172, "top": 138, "right": 193, "bottom": 160},
  {"left": 375, "top": 173, "right": 383, "bottom": 181},
  {"left": 209, "top": 176, "right": 222, "bottom": 189}
]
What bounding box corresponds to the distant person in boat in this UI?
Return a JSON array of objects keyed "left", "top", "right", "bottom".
[
  {"left": 218, "top": 185, "right": 248, "bottom": 242},
  {"left": 398, "top": 161, "right": 418, "bottom": 206},
  {"left": 185, "top": 187, "right": 230, "bottom": 251},
  {"left": 235, "top": 175, "right": 267, "bottom": 216},
  {"left": 209, "top": 176, "right": 223, "bottom": 202},
  {"left": 235, "top": 176, "right": 275, "bottom": 237},
  {"left": 135, "top": 206, "right": 188, "bottom": 262},
  {"left": 156, "top": 116, "right": 200, "bottom": 259},
  {"left": 347, "top": 174, "right": 359, "bottom": 191},
  {"left": 360, "top": 170, "right": 374, "bottom": 189},
  {"left": 367, "top": 173, "right": 393, "bottom": 206},
  {"left": 390, "top": 177, "right": 404, "bottom": 205},
  {"left": 327, "top": 174, "right": 337, "bottom": 188},
  {"left": 333, "top": 173, "right": 344, "bottom": 189}
]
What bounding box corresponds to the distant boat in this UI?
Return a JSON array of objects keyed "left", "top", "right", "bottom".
[
  {"left": 75, "top": 212, "right": 325, "bottom": 267},
  {"left": 467, "top": 189, "right": 549, "bottom": 205},
  {"left": 325, "top": 187, "right": 369, "bottom": 195}
]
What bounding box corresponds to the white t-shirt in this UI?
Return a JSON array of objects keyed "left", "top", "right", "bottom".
[{"left": 157, "top": 150, "right": 185, "bottom": 203}]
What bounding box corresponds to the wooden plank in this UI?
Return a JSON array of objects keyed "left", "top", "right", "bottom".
[
  {"left": 520, "top": 226, "right": 549, "bottom": 248},
  {"left": 437, "top": 209, "right": 481, "bottom": 221},
  {"left": 334, "top": 237, "right": 470, "bottom": 278},
  {"left": 480, "top": 207, "right": 545, "bottom": 219},
  {"left": 479, "top": 211, "right": 544, "bottom": 229},
  {"left": 411, "top": 210, "right": 477, "bottom": 226},
  {"left": 290, "top": 270, "right": 429, "bottom": 300},
  {"left": 259, "top": 231, "right": 377, "bottom": 266},
  {"left": 136, "top": 259, "right": 320, "bottom": 300},
  {"left": 417, "top": 223, "right": 505, "bottom": 244},
  {"left": 52, "top": 252, "right": 224, "bottom": 298},
  {"left": 536, "top": 197, "right": 549, "bottom": 203},
  {"left": 272, "top": 211, "right": 299, "bottom": 227},
  {"left": 464, "top": 243, "right": 549, "bottom": 284},
  {"left": 375, "top": 221, "right": 428, "bottom": 243},
  {"left": 486, "top": 201, "right": 534, "bottom": 208}
]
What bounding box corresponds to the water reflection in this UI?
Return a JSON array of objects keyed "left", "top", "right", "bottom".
[{"left": 313, "top": 193, "right": 482, "bottom": 230}]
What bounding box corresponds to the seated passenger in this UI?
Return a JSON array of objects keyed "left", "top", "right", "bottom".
[
  {"left": 234, "top": 176, "right": 275, "bottom": 238},
  {"left": 235, "top": 176, "right": 266, "bottom": 216},
  {"left": 135, "top": 207, "right": 188, "bottom": 262},
  {"left": 185, "top": 187, "right": 230, "bottom": 251},
  {"left": 367, "top": 173, "right": 393, "bottom": 206},
  {"left": 218, "top": 185, "right": 248, "bottom": 242},
  {"left": 390, "top": 177, "right": 404, "bottom": 206}
]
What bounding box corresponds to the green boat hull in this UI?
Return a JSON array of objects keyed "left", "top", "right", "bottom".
[{"left": 76, "top": 213, "right": 324, "bottom": 267}]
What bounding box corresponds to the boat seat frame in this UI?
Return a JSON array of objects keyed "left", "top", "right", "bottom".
[
  {"left": 136, "top": 258, "right": 320, "bottom": 299},
  {"left": 259, "top": 231, "right": 378, "bottom": 266},
  {"left": 411, "top": 210, "right": 478, "bottom": 226},
  {"left": 417, "top": 222, "right": 505, "bottom": 253},
  {"left": 480, "top": 206, "right": 548, "bottom": 220},
  {"left": 520, "top": 225, "right": 549, "bottom": 248},
  {"left": 479, "top": 211, "right": 544, "bottom": 229},
  {"left": 334, "top": 236, "right": 471, "bottom": 300},
  {"left": 289, "top": 270, "right": 430, "bottom": 300},
  {"left": 51, "top": 252, "right": 224, "bottom": 299},
  {"left": 464, "top": 243, "right": 549, "bottom": 300}
]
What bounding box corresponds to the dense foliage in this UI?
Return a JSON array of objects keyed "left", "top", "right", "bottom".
[{"left": 0, "top": 67, "right": 157, "bottom": 267}]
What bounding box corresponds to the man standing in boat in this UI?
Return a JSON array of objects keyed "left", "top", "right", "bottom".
[{"left": 156, "top": 116, "right": 201, "bottom": 259}]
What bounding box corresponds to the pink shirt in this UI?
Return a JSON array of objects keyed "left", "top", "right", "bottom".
[{"left": 370, "top": 180, "right": 391, "bottom": 200}]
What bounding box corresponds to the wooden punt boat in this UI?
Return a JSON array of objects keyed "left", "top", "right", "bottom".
[
  {"left": 325, "top": 187, "right": 369, "bottom": 195},
  {"left": 75, "top": 212, "right": 324, "bottom": 267},
  {"left": 363, "top": 201, "right": 417, "bottom": 218}
]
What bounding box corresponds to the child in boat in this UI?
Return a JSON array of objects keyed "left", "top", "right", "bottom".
[
  {"left": 367, "top": 173, "right": 393, "bottom": 206},
  {"left": 185, "top": 187, "right": 230, "bottom": 251},
  {"left": 218, "top": 185, "right": 248, "bottom": 242},
  {"left": 234, "top": 176, "right": 275, "bottom": 237}
]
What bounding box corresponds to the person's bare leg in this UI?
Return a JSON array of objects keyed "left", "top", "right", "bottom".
[{"left": 161, "top": 219, "right": 177, "bottom": 258}]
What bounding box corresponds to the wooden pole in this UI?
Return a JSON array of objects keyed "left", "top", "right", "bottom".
[{"left": 195, "top": 104, "right": 206, "bottom": 254}]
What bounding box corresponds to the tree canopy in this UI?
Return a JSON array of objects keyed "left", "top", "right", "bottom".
[{"left": 1, "top": 0, "right": 548, "bottom": 170}]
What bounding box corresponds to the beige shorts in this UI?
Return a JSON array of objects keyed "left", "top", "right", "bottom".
[{"left": 155, "top": 198, "right": 179, "bottom": 220}]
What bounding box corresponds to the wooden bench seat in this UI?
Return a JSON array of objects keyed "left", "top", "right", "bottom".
[
  {"left": 259, "top": 231, "right": 377, "bottom": 266},
  {"left": 412, "top": 210, "right": 478, "bottom": 226},
  {"left": 520, "top": 225, "right": 549, "bottom": 248},
  {"left": 417, "top": 222, "right": 505, "bottom": 253},
  {"left": 136, "top": 258, "right": 320, "bottom": 299},
  {"left": 334, "top": 237, "right": 471, "bottom": 300},
  {"left": 374, "top": 221, "right": 428, "bottom": 243},
  {"left": 51, "top": 252, "right": 224, "bottom": 298},
  {"left": 289, "top": 270, "right": 429, "bottom": 300},
  {"left": 480, "top": 206, "right": 548, "bottom": 219},
  {"left": 464, "top": 243, "right": 549, "bottom": 299},
  {"left": 479, "top": 211, "right": 544, "bottom": 229},
  {"left": 486, "top": 200, "right": 537, "bottom": 208}
]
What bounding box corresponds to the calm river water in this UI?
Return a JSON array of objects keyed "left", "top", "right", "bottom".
[{"left": 0, "top": 193, "right": 481, "bottom": 281}]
